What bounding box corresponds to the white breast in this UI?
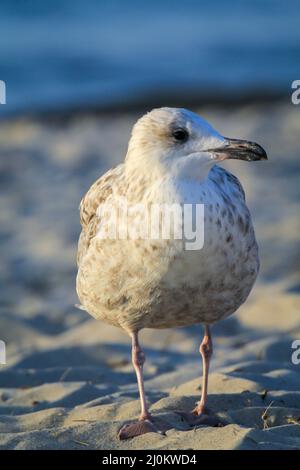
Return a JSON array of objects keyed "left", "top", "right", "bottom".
[{"left": 143, "top": 166, "right": 259, "bottom": 325}]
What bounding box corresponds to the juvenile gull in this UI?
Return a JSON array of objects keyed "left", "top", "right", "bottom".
[{"left": 76, "top": 108, "right": 267, "bottom": 439}]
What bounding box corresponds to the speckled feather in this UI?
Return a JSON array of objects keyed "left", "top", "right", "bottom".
[{"left": 76, "top": 108, "right": 259, "bottom": 334}]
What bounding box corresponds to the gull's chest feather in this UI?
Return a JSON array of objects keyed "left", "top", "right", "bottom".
[{"left": 158, "top": 168, "right": 259, "bottom": 307}]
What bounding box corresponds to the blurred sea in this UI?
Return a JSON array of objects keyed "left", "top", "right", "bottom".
[{"left": 0, "top": 0, "right": 300, "bottom": 115}]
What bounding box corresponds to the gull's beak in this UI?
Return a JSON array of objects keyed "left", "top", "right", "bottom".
[{"left": 212, "top": 138, "right": 268, "bottom": 162}]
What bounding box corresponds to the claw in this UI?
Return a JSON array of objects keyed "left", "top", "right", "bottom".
[{"left": 175, "top": 410, "right": 226, "bottom": 427}]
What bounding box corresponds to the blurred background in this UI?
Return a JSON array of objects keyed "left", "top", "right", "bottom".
[
  {"left": 1, "top": 0, "right": 300, "bottom": 115},
  {"left": 0, "top": 0, "right": 300, "bottom": 450}
]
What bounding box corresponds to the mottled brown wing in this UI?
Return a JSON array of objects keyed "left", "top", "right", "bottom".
[
  {"left": 77, "top": 164, "right": 124, "bottom": 266},
  {"left": 214, "top": 166, "right": 246, "bottom": 201}
]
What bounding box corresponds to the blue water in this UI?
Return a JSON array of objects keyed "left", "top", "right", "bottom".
[{"left": 0, "top": 0, "right": 299, "bottom": 114}]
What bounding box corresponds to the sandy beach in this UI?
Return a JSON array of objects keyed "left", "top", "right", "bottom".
[{"left": 0, "top": 101, "right": 299, "bottom": 450}]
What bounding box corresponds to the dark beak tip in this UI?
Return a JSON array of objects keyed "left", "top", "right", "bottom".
[
  {"left": 258, "top": 149, "right": 268, "bottom": 161},
  {"left": 223, "top": 137, "right": 268, "bottom": 162}
]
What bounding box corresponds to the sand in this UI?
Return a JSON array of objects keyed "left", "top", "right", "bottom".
[{"left": 0, "top": 102, "right": 300, "bottom": 450}]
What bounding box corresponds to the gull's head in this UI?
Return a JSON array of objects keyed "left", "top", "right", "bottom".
[{"left": 126, "top": 107, "right": 267, "bottom": 180}]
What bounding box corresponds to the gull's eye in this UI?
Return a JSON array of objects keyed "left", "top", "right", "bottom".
[{"left": 172, "top": 128, "right": 189, "bottom": 143}]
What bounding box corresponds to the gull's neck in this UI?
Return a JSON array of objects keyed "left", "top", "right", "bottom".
[{"left": 125, "top": 149, "right": 215, "bottom": 186}]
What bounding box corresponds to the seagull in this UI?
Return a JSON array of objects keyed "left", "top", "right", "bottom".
[{"left": 76, "top": 107, "right": 267, "bottom": 439}]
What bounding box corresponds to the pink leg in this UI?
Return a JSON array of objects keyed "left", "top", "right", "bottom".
[
  {"left": 118, "top": 332, "right": 167, "bottom": 439},
  {"left": 176, "top": 325, "right": 224, "bottom": 427},
  {"left": 131, "top": 331, "right": 151, "bottom": 421},
  {"left": 193, "top": 324, "right": 212, "bottom": 415}
]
